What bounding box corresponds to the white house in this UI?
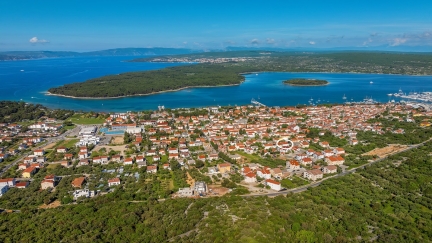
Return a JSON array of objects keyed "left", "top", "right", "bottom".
[
  {"left": 73, "top": 189, "right": 96, "bottom": 200},
  {"left": 265, "top": 179, "right": 281, "bottom": 191},
  {"left": 303, "top": 169, "right": 324, "bottom": 181},
  {"left": 244, "top": 172, "right": 257, "bottom": 183},
  {"left": 108, "top": 178, "right": 121, "bottom": 187},
  {"left": 322, "top": 165, "right": 338, "bottom": 174},
  {"left": 0, "top": 178, "right": 15, "bottom": 188}
]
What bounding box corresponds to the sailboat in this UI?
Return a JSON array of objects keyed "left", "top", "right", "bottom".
[{"left": 342, "top": 94, "right": 347, "bottom": 100}]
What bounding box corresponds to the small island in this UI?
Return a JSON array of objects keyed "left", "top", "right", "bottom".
[{"left": 283, "top": 78, "right": 329, "bottom": 86}]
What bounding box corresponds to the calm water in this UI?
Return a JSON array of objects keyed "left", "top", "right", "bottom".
[{"left": 1, "top": 56, "right": 432, "bottom": 112}]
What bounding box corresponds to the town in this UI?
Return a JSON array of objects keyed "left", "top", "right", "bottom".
[{"left": 1, "top": 101, "right": 431, "bottom": 208}]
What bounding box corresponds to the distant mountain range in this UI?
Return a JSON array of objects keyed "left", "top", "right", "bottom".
[
  {"left": 1, "top": 46, "right": 431, "bottom": 61},
  {"left": 0, "top": 48, "right": 199, "bottom": 61}
]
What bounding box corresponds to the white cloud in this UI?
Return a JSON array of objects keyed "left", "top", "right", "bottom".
[
  {"left": 363, "top": 38, "right": 373, "bottom": 46},
  {"left": 250, "top": 38, "right": 259, "bottom": 44},
  {"left": 391, "top": 38, "right": 407, "bottom": 46},
  {"left": 309, "top": 41, "right": 316, "bottom": 45},
  {"left": 266, "top": 38, "right": 275, "bottom": 44},
  {"left": 29, "top": 37, "right": 49, "bottom": 43}
]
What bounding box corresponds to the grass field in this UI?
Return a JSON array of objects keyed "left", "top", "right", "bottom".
[
  {"left": 68, "top": 114, "right": 104, "bottom": 125},
  {"left": 64, "top": 125, "right": 76, "bottom": 130},
  {"left": 235, "top": 151, "right": 261, "bottom": 161},
  {"left": 160, "top": 155, "right": 168, "bottom": 163},
  {"left": 281, "top": 176, "right": 310, "bottom": 189},
  {"left": 46, "top": 164, "right": 60, "bottom": 169},
  {"left": 61, "top": 139, "right": 80, "bottom": 148}
]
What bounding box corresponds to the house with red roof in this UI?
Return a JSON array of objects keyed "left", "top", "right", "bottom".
[{"left": 265, "top": 179, "right": 281, "bottom": 191}]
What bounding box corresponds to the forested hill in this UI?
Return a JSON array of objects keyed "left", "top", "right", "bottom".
[
  {"left": 47, "top": 63, "right": 250, "bottom": 98},
  {"left": 1, "top": 142, "right": 431, "bottom": 242},
  {"left": 0, "top": 101, "right": 74, "bottom": 122},
  {"left": 0, "top": 48, "right": 196, "bottom": 61},
  {"left": 48, "top": 51, "right": 432, "bottom": 98}
]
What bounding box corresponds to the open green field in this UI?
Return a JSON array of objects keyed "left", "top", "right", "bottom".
[
  {"left": 63, "top": 125, "right": 76, "bottom": 130},
  {"left": 68, "top": 114, "right": 104, "bottom": 124},
  {"left": 281, "top": 175, "right": 310, "bottom": 189},
  {"left": 160, "top": 155, "right": 168, "bottom": 163},
  {"left": 235, "top": 151, "right": 261, "bottom": 161},
  {"left": 61, "top": 139, "right": 80, "bottom": 148}
]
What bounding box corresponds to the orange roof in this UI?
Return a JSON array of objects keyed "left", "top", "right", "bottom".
[
  {"left": 72, "top": 177, "right": 85, "bottom": 188},
  {"left": 265, "top": 179, "right": 280, "bottom": 185},
  {"left": 108, "top": 178, "right": 120, "bottom": 183}
]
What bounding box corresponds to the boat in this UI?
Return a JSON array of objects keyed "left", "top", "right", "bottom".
[
  {"left": 342, "top": 94, "right": 347, "bottom": 100},
  {"left": 370, "top": 81, "right": 373, "bottom": 84},
  {"left": 387, "top": 93, "right": 393, "bottom": 96},
  {"left": 20, "top": 70, "right": 24, "bottom": 72}
]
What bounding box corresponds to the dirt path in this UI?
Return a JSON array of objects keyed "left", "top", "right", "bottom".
[
  {"left": 93, "top": 145, "right": 128, "bottom": 156},
  {"left": 111, "top": 136, "right": 124, "bottom": 145},
  {"left": 39, "top": 200, "right": 62, "bottom": 209},
  {"left": 186, "top": 172, "right": 195, "bottom": 187},
  {"left": 42, "top": 142, "right": 57, "bottom": 150},
  {"left": 363, "top": 144, "right": 408, "bottom": 158}
]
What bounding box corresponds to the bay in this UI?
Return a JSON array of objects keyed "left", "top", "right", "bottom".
[{"left": 1, "top": 56, "right": 432, "bottom": 112}]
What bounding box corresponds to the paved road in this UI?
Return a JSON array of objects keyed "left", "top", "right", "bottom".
[{"left": 240, "top": 141, "right": 428, "bottom": 198}]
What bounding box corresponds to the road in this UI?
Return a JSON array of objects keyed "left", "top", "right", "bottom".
[{"left": 240, "top": 142, "right": 427, "bottom": 198}]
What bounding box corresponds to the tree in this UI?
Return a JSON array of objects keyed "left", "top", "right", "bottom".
[{"left": 195, "top": 160, "right": 204, "bottom": 168}]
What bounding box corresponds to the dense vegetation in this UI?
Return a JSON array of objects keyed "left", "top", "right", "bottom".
[
  {"left": 283, "top": 78, "right": 328, "bottom": 86},
  {"left": 0, "top": 101, "right": 74, "bottom": 123},
  {"left": 48, "top": 64, "right": 248, "bottom": 97},
  {"left": 1, "top": 141, "right": 431, "bottom": 242},
  {"left": 48, "top": 51, "right": 432, "bottom": 98}
]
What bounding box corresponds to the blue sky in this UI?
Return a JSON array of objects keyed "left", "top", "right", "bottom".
[{"left": 1, "top": 0, "right": 432, "bottom": 51}]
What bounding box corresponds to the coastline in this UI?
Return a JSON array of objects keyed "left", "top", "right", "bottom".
[
  {"left": 284, "top": 83, "right": 330, "bottom": 87},
  {"left": 45, "top": 82, "right": 243, "bottom": 100}
]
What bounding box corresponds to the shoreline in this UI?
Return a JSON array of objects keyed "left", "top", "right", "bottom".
[
  {"left": 45, "top": 82, "right": 243, "bottom": 100},
  {"left": 284, "top": 83, "right": 330, "bottom": 87}
]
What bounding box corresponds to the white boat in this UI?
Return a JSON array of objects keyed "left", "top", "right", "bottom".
[
  {"left": 342, "top": 94, "right": 347, "bottom": 100},
  {"left": 20, "top": 70, "right": 24, "bottom": 72},
  {"left": 387, "top": 94, "right": 393, "bottom": 96},
  {"left": 370, "top": 81, "right": 373, "bottom": 84}
]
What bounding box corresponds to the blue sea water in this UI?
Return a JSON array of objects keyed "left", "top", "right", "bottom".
[{"left": 1, "top": 56, "right": 432, "bottom": 112}]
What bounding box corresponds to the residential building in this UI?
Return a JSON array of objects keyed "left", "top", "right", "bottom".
[
  {"left": 73, "top": 189, "right": 96, "bottom": 200},
  {"left": 22, "top": 166, "right": 37, "bottom": 178},
  {"left": 0, "top": 178, "right": 16, "bottom": 188},
  {"left": 178, "top": 187, "right": 194, "bottom": 197},
  {"left": 265, "top": 179, "right": 281, "bottom": 191},
  {"left": 108, "top": 178, "right": 121, "bottom": 187},
  {"left": 217, "top": 163, "right": 231, "bottom": 173},
  {"left": 194, "top": 181, "right": 207, "bottom": 195},
  {"left": 72, "top": 177, "right": 86, "bottom": 188},
  {"left": 303, "top": 169, "right": 324, "bottom": 181},
  {"left": 323, "top": 165, "right": 338, "bottom": 174}
]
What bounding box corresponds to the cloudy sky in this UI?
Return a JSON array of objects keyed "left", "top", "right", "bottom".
[{"left": 1, "top": 0, "right": 432, "bottom": 51}]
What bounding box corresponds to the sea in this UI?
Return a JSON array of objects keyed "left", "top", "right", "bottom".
[{"left": 1, "top": 55, "right": 432, "bottom": 112}]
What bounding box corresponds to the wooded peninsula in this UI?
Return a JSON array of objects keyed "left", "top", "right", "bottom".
[
  {"left": 283, "top": 78, "right": 329, "bottom": 86},
  {"left": 47, "top": 51, "right": 432, "bottom": 98}
]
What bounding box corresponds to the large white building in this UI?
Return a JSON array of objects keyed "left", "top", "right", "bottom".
[
  {"left": 79, "top": 126, "right": 97, "bottom": 137},
  {"left": 72, "top": 189, "right": 96, "bottom": 200}
]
